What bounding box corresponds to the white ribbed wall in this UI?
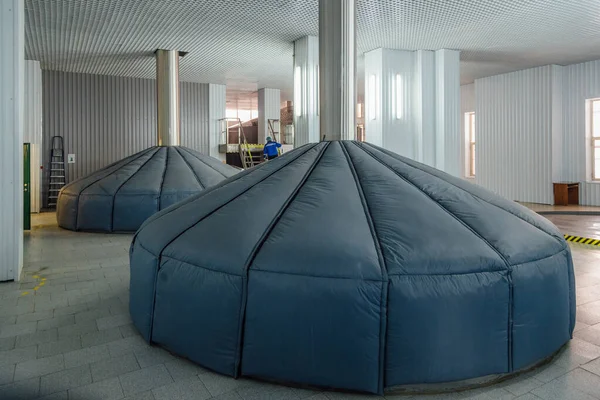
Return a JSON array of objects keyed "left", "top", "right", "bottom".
[
  {"left": 293, "top": 36, "right": 319, "bottom": 146},
  {"left": 1, "top": 0, "right": 24, "bottom": 281},
  {"left": 562, "top": 59, "right": 600, "bottom": 205},
  {"left": 475, "top": 66, "right": 558, "bottom": 204},
  {"left": 460, "top": 83, "right": 475, "bottom": 180},
  {"left": 258, "top": 88, "right": 281, "bottom": 144},
  {"left": 209, "top": 83, "right": 226, "bottom": 161},
  {"left": 24, "top": 60, "right": 42, "bottom": 213},
  {"left": 552, "top": 66, "right": 564, "bottom": 183}
]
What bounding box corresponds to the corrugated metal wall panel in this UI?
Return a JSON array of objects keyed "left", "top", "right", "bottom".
[
  {"left": 181, "top": 81, "right": 210, "bottom": 154},
  {"left": 460, "top": 83, "right": 475, "bottom": 180},
  {"left": 562, "top": 59, "right": 600, "bottom": 205},
  {"left": 475, "top": 66, "right": 555, "bottom": 204},
  {"left": 551, "top": 65, "right": 564, "bottom": 183},
  {"left": 1, "top": 0, "right": 24, "bottom": 281},
  {"left": 42, "top": 70, "right": 155, "bottom": 206},
  {"left": 24, "top": 60, "right": 43, "bottom": 213},
  {"left": 42, "top": 70, "right": 212, "bottom": 206}
]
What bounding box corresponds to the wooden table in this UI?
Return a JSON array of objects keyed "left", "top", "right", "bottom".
[{"left": 553, "top": 182, "right": 579, "bottom": 206}]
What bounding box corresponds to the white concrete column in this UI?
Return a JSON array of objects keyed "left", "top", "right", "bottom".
[
  {"left": 364, "top": 48, "right": 414, "bottom": 157},
  {"left": 208, "top": 83, "right": 226, "bottom": 161},
  {"left": 23, "top": 60, "right": 42, "bottom": 213},
  {"left": 364, "top": 49, "right": 383, "bottom": 147},
  {"left": 319, "top": 0, "right": 356, "bottom": 141},
  {"left": 434, "top": 49, "right": 461, "bottom": 175},
  {"left": 414, "top": 50, "right": 435, "bottom": 164},
  {"left": 0, "top": 0, "right": 24, "bottom": 281},
  {"left": 258, "top": 88, "right": 281, "bottom": 144},
  {"left": 293, "top": 36, "right": 319, "bottom": 146},
  {"left": 363, "top": 48, "right": 460, "bottom": 174}
]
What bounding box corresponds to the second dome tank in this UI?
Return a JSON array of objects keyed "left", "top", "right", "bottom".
[{"left": 57, "top": 146, "right": 238, "bottom": 232}]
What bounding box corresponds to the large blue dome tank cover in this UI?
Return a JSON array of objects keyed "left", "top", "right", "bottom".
[
  {"left": 57, "top": 146, "right": 238, "bottom": 232},
  {"left": 129, "top": 141, "right": 575, "bottom": 394}
]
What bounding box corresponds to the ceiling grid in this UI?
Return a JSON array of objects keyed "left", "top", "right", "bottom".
[{"left": 24, "top": 0, "right": 600, "bottom": 102}]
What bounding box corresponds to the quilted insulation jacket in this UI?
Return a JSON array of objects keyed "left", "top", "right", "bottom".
[
  {"left": 56, "top": 146, "right": 238, "bottom": 232},
  {"left": 129, "top": 141, "right": 576, "bottom": 394}
]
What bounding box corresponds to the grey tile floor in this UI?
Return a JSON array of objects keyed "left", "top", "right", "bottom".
[
  {"left": 543, "top": 214, "right": 600, "bottom": 241},
  {"left": 0, "top": 213, "right": 599, "bottom": 399}
]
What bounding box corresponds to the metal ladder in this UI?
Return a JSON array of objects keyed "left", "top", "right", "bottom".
[
  {"left": 237, "top": 119, "right": 264, "bottom": 169},
  {"left": 47, "top": 136, "right": 66, "bottom": 208},
  {"left": 268, "top": 119, "right": 281, "bottom": 143}
]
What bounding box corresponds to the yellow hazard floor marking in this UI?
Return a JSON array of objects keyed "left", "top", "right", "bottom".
[
  {"left": 564, "top": 235, "right": 600, "bottom": 247},
  {"left": 21, "top": 273, "right": 47, "bottom": 296}
]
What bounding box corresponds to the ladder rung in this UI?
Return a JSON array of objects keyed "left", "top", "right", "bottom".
[
  {"left": 51, "top": 169, "right": 64, "bottom": 171},
  {"left": 48, "top": 196, "right": 58, "bottom": 199},
  {"left": 50, "top": 182, "right": 65, "bottom": 185},
  {"left": 51, "top": 176, "right": 65, "bottom": 178},
  {"left": 49, "top": 189, "right": 61, "bottom": 192}
]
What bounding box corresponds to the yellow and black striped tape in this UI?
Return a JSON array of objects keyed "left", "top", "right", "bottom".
[{"left": 564, "top": 235, "right": 600, "bottom": 247}]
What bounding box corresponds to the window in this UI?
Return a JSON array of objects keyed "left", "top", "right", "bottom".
[
  {"left": 225, "top": 109, "right": 257, "bottom": 123},
  {"left": 591, "top": 99, "right": 600, "bottom": 180},
  {"left": 465, "top": 112, "right": 475, "bottom": 177}
]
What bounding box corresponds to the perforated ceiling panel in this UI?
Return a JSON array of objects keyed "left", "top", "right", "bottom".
[{"left": 25, "top": 0, "right": 600, "bottom": 102}]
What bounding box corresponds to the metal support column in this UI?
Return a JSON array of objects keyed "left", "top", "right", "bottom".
[
  {"left": 319, "top": 0, "right": 356, "bottom": 141},
  {"left": 156, "top": 49, "right": 181, "bottom": 146}
]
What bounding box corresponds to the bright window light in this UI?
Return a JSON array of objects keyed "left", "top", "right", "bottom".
[
  {"left": 368, "top": 74, "right": 377, "bottom": 120},
  {"left": 294, "top": 66, "right": 302, "bottom": 117},
  {"left": 395, "top": 74, "right": 403, "bottom": 119},
  {"left": 238, "top": 110, "right": 251, "bottom": 122},
  {"left": 226, "top": 109, "right": 237, "bottom": 119},
  {"left": 356, "top": 103, "right": 363, "bottom": 119}
]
